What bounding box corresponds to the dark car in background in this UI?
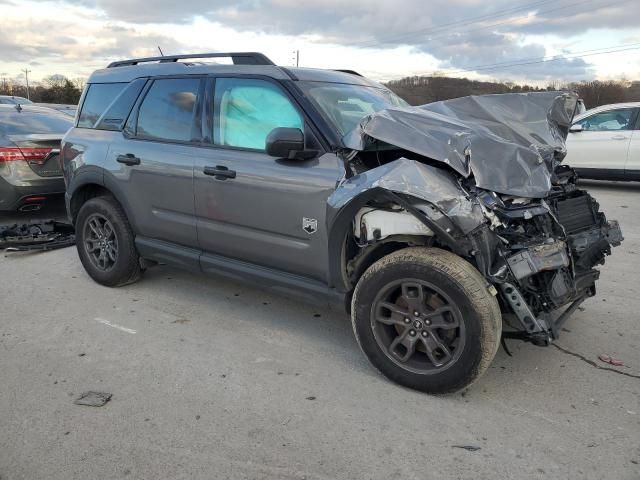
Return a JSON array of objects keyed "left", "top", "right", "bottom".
[
  {"left": 0, "top": 95, "right": 33, "bottom": 105},
  {"left": 0, "top": 104, "right": 73, "bottom": 211}
]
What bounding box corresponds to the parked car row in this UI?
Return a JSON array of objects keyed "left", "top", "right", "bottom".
[
  {"left": 55, "top": 51, "right": 623, "bottom": 393},
  {"left": 1, "top": 81, "right": 638, "bottom": 216}
]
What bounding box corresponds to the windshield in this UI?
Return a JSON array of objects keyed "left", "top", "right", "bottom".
[{"left": 298, "top": 81, "right": 408, "bottom": 135}]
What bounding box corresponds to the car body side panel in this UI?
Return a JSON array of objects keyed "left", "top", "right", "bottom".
[{"left": 565, "top": 130, "right": 631, "bottom": 172}]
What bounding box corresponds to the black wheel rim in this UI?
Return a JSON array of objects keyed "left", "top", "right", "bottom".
[
  {"left": 83, "top": 213, "right": 118, "bottom": 272},
  {"left": 370, "top": 279, "right": 465, "bottom": 374}
]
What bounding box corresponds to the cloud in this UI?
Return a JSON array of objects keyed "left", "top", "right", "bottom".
[
  {"left": 2, "top": 0, "right": 638, "bottom": 81},
  {"left": 54, "top": 0, "right": 617, "bottom": 79}
]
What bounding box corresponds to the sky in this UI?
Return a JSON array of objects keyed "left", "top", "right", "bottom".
[{"left": 1, "top": 0, "right": 639, "bottom": 86}]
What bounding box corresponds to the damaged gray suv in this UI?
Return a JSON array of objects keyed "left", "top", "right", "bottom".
[{"left": 61, "top": 52, "right": 622, "bottom": 393}]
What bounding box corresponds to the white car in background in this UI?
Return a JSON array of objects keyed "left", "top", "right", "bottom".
[{"left": 564, "top": 102, "right": 640, "bottom": 181}]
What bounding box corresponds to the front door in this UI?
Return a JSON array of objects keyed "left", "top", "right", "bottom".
[{"left": 193, "top": 77, "right": 343, "bottom": 282}]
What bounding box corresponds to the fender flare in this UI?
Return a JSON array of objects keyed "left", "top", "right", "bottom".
[{"left": 67, "top": 167, "right": 138, "bottom": 234}]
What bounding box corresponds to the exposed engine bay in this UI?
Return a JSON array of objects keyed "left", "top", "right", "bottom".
[{"left": 330, "top": 91, "right": 623, "bottom": 346}]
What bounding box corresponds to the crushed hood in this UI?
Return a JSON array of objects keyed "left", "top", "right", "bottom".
[{"left": 343, "top": 91, "right": 578, "bottom": 198}]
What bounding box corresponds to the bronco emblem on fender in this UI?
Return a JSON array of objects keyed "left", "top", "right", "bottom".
[{"left": 302, "top": 217, "right": 318, "bottom": 234}]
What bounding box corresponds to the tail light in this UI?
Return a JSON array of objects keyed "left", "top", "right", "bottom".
[{"left": 0, "top": 147, "right": 52, "bottom": 164}]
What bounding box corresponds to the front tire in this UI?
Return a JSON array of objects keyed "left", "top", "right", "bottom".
[
  {"left": 351, "top": 247, "right": 501, "bottom": 394},
  {"left": 75, "top": 195, "right": 142, "bottom": 287}
]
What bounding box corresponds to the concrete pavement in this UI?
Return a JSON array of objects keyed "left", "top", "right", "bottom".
[{"left": 1, "top": 181, "right": 639, "bottom": 479}]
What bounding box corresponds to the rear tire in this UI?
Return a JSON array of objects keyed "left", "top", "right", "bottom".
[
  {"left": 75, "top": 195, "right": 142, "bottom": 287},
  {"left": 351, "top": 247, "right": 501, "bottom": 394}
]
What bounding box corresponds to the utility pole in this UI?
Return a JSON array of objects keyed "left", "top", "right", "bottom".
[
  {"left": 22, "top": 68, "right": 31, "bottom": 100},
  {"left": 296, "top": 50, "right": 299, "bottom": 67}
]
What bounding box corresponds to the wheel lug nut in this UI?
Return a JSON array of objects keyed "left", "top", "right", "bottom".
[
  {"left": 404, "top": 318, "right": 410, "bottom": 324},
  {"left": 421, "top": 331, "right": 428, "bottom": 337},
  {"left": 425, "top": 320, "right": 431, "bottom": 325},
  {"left": 413, "top": 311, "right": 419, "bottom": 316},
  {"left": 409, "top": 330, "right": 416, "bottom": 336}
]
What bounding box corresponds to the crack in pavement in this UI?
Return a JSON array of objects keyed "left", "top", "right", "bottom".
[{"left": 552, "top": 344, "right": 640, "bottom": 380}]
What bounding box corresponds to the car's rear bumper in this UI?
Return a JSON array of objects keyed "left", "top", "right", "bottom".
[{"left": 0, "top": 175, "right": 65, "bottom": 211}]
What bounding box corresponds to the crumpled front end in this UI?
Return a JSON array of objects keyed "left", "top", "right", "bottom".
[
  {"left": 473, "top": 170, "right": 623, "bottom": 344},
  {"left": 334, "top": 92, "right": 622, "bottom": 345}
]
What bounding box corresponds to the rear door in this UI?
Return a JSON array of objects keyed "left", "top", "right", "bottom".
[
  {"left": 565, "top": 107, "right": 637, "bottom": 176},
  {"left": 103, "top": 77, "right": 203, "bottom": 249},
  {"left": 193, "top": 76, "right": 342, "bottom": 281}
]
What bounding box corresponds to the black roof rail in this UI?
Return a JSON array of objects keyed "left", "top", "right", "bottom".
[
  {"left": 334, "top": 69, "right": 363, "bottom": 77},
  {"left": 107, "top": 52, "right": 275, "bottom": 68}
]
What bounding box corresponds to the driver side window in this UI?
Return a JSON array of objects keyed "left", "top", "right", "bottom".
[
  {"left": 574, "top": 108, "right": 636, "bottom": 132},
  {"left": 213, "top": 78, "right": 303, "bottom": 150}
]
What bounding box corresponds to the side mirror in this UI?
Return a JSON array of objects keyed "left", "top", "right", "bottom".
[
  {"left": 569, "top": 124, "right": 583, "bottom": 133},
  {"left": 266, "top": 128, "right": 316, "bottom": 160}
]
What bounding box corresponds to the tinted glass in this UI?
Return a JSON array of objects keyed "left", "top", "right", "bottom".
[
  {"left": 214, "top": 78, "right": 302, "bottom": 150},
  {"left": 298, "top": 81, "right": 408, "bottom": 134},
  {"left": 95, "top": 78, "right": 146, "bottom": 131},
  {"left": 136, "top": 78, "right": 199, "bottom": 142},
  {"left": 575, "top": 108, "right": 636, "bottom": 131},
  {"left": 0, "top": 111, "right": 73, "bottom": 135},
  {"left": 78, "top": 83, "right": 126, "bottom": 128}
]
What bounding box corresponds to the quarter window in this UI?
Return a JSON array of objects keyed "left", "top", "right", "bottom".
[
  {"left": 78, "top": 83, "right": 126, "bottom": 128},
  {"left": 574, "top": 108, "right": 636, "bottom": 131},
  {"left": 214, "top": 78, "right": 303, "bottom": 150},
  {"left": 136, "top": 78, "right": 200, "bottom": 142}
]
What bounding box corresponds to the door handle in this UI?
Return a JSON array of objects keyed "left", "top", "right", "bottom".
[
  {"left": 611, "top": 135, "right": 628, "bottom": 140},
  {"left": 203, "top": 165, "right": 236, "bottom": 180},
  {"left": 117, "top": 153, "right": 141, "bottom": 166}
]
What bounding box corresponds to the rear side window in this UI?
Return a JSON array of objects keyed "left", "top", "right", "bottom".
[
  {"left": 78, "top": 83, "right": 126, "bottom": 128},
  {"left": 95, "top": 79, "right": 146, "bottom": 131},
  {"left": 0, "top": 111, "right": 73, "bottom": 136},
  {"left": 135, "top": 78, "right": 199, "bottom": 142},
  {"left": 213, "top": 78, "right": 303, "bottom": 150}
]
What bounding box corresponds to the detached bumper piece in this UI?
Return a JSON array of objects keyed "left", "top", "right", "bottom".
[{"left": 0, "top": 221, "right": 75, "bottom": 252}]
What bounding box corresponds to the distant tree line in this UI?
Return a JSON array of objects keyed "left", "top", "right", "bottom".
[
  {"left": 0, "top": 75, "right": 84, "bottom": 104},
  {"left": 2, "top": 71, "right": 639, "bottom": 110},
  {"left": 386, "top": 76, "right": 640, "bottom": 109}
]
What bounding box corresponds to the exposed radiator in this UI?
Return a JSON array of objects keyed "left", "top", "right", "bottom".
[{"left": 555, "top": 195, "right": 598, "bottom": 233}]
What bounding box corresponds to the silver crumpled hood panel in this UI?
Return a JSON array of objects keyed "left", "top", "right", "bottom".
[{"left": 343, "top": 91, "right": 578, "bottom": 198}]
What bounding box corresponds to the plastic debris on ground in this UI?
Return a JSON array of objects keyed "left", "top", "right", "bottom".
[
  {"left": 598, "top": 354, "right": 624, "bottom": 366},
  {"left": 0, "top": 221, "right": 75, "bottom": 252}
]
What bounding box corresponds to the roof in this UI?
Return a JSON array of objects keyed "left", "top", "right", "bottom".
[
  {"left": 574, "top": 101, "right": 640, "bottom": 121},
  {"left": 88, "top": 52, "right": 384, "bottom": 88}
]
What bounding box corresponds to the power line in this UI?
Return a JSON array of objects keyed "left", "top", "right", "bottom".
[
  {"left": 422, "top": 42, "right": 640, "bottom": 77},
  {"left": 355, "top": 0, "right": 558, "bottom": 48},
  {"left": 357, "top": 0, "right": 628, "bottom": 50},
  {"left": 440, "top": 42, "right": 640, "bottom": 75}
]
